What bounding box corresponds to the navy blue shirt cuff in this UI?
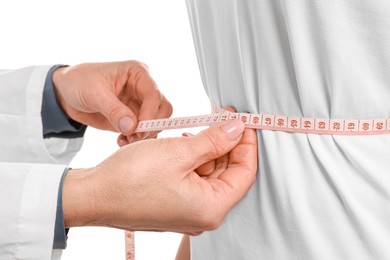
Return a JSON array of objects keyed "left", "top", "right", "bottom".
[
  {"left": 53, "top": 168, "right": 70, "bottom": 249},
  {"left": 41, "top": 65, "right": 87, "bottom": 139},
  {"left": 41, "top": 65, "right": 87, "bottom": 249}
]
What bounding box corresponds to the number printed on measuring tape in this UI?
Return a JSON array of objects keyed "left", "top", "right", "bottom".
[{"left": 135, "top": 111, "right": 390, "bottom": 136}]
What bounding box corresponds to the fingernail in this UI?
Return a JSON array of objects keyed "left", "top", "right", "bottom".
[
  {"left": 136, "top": 131, "right": 150, "bottom": 139},
  {"left": 182, "top": 132, "right": 194, "bottom": 137},
  {"left": 119, "top": 117, "right": 134, "bottom": 134},
  {"left": 117, "top": 134, "right": 128, "bottom": 147},
  {"left": 221, "top": 120, "right": 245, "bottom": 140},
  {"left": 127, "top": 135, "right": 141, "bottom": 143},
  {"left": 117, "top": 138, "right": 128, "bottom": 147}
]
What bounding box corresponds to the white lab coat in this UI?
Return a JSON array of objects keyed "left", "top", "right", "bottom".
[
  {"left": 186, "top": 1, "right": 390, "bottom": 259},
  {"left": 0, "top": 66, "right": 83, "bottom": 259}
]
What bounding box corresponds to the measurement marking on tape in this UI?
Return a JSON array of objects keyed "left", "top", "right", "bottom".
[
  {"left": 125, "top": 231, "right": 134, "bottom": 260},
  {"left": 135, "top": 111, "right": 390, "bottom": 135}
]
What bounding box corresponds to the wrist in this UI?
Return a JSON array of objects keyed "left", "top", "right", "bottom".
[
  {"left": 52, "top": 66, "right": 71, "bottom": 118},
  {"left": 62, "top": 168, "right": 100, "bottom": 227}
]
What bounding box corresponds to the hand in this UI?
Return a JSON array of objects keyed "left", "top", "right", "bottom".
[
  {"left": 63, "top": 119, "right": 258, "bottom": 235},
  {"left": 52, "top": 60, "right": 172, "bottom": 135}
]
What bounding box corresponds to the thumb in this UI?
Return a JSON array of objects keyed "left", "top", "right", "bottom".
[
  {"left": 99, "top": 93, "right": 138, "bottom": 135},
  {"left": 188, "top": 120, "right": 245, "bottom": 169}
]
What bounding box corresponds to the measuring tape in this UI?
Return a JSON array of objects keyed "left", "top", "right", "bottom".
[
  {"left": 125, "top": 231, "right": 134, "bottom": 260},
  {"left": 135, "top": 111, "right": 390, "bottom": 135}
]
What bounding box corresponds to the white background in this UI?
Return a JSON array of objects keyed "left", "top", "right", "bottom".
[{"left": 0, "top": 1, "right": 210, "bottom": 259}]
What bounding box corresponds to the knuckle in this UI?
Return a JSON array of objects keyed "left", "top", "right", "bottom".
[
  {"left": 131, "top": 60, "right": 149, "bottom": 71},
  {"left": 243, "top": 167, "right": 257, "bottom": 186},
  {"left": 149, "top": 89, "right": 162, "bottom": 100},
  {"left": 190, "top": 231, "right": 203, "bottom": 236},
  {"left": 193, "top": 201, "right": 223, "bottom": 231},
  {"left": 129, "top": 64, "right": 156, "bottom": 90},
  {"left": 251, "top": 171, "right": 257, "bottom": 184},
  {"left": 139, "top": 61, "right": 149, "bottom": 70},
  {"left": 205, "top": 218, "right": 222, "bottom": 231},
  {"left": 198, "top": 212, "right": 223, "bottom": 231},
  {"left": 247, "top": 161, "right": 258, "bottom": 184},
  {"left": 164, "top": 100, "right": 173, "bottom": 117},
  {"left": 108, "top": 104, "right": 123, "bottom": 120},
  {"left": 199, "top": 131, "right": 223, "bottom": 158}
]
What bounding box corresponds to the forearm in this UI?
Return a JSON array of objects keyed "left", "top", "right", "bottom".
[
  {"left": 176, "top": 235, "right": 190, "bottom": 260},
  {"left": 62, "top": 168, "right": 101, "bottom": 228}
]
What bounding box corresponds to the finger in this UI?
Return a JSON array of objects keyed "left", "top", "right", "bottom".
[
  {"left": 126, "top": 63, "right": 167, "bottom": 123},
  {"left": 209, "top": 128, "right": 258, "bottom": 211},
  {"left": 228, "top": 128, "right": 258, "bottom": 172},
  {"left": 223, "top": 106, "right": 236, "bottom": 113},
  {"left": 139, "top": 93, "right": 172, "bottom": 121},
  {"left": 141, "top": 131, "right": 158, "bottom": 140},
  {"left": 195, "top": 137, "right": 230, "bottom": 177},
  {"left": 197, "top": 152, "right": 230, "bottom": 178},
  {"left": 119, "top": 129, "right": 158, "bottom": 147},
  {"left": 117, "top": 134, "right": 144, "bottom": 147},
  {"left": 125, "top": 99, "right": 141, "bottom": 118},
  {"left": 196, "top": 160, "right": 216, "bottom": 176},
  {"left": 187, "top": 119, "right": 245, "bottom": 169},
  {"left": 126, "top": 62, "right": 172, "bottom": 120},
  {"left": 136, "top": 93, "right": 173, "bottom": 139},
  {"left": 97, "top": 92, "right": 138, "bottom": 135},
  {"left": 182, "top": 132, "right": 194, "bottom": 137},
  {"left": 136, "top": 131, "right": 150, "bottom": 140},
  {"left": 176, "top": 235, "right": 191, "bottom": 260},
  {"left": 138, "top": 94, "right": 172, "bottom": 138},
  {"left": 208, "top": 153, "right": 230, "bottom": 179},
  {"left": 157, "top": 94, "right": 173, "bottom": 118},
  {"left": 117, "top": 134, "right": 129, "bottom": 147}
]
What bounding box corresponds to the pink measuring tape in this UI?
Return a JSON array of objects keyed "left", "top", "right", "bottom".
[
  {"left": 135, "top": 111, "right": 390, "bottom": 135},
  {"left": 125, "top": 110, "right": 390, "bottom": 259},
  {"left": 125, "top": 231, "right": 135, "bottom": 260}
]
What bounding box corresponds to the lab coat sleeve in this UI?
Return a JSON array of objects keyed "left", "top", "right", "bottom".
[
  {"left": 0, "top": 66, "right": 84, "bottom": 259},
  {"left": 0, "top": 66, "right": 83, "bottom": 164}
]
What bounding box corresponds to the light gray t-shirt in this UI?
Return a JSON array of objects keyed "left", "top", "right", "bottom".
[{"left": 186, "top": 1, "right": 390, "bottom": 259}]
